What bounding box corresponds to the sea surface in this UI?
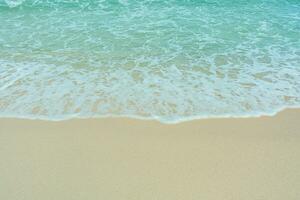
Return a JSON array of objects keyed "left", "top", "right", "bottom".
[{"left": 0, "top": 0, "right": 299, "bottom": 123}]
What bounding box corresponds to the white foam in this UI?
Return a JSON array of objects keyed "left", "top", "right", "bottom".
[{"left": 4, "top": 0, "right": 25, "bottom": 7}]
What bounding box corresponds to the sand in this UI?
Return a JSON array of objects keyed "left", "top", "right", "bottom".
[{"left": 0, "top": 109, "right": 300, "bottom": 200}]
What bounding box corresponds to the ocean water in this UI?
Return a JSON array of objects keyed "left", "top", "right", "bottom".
[{"left": 0, "top": 0, "right": 299, "bottom": 123}]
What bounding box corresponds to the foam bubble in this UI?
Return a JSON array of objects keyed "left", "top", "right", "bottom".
[{"left": 4, "top": 0, "right": 25, "bottom": 7}]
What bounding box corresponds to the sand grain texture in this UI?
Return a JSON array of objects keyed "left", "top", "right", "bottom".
[{"left": 0, "top": 109, "right": 300, "bottom": 200}]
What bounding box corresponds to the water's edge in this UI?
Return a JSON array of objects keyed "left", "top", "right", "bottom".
[{"left": 1, "top": 105, "right": 299, "bottom": 124}]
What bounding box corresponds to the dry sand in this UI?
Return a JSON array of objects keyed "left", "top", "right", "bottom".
[{"left": 0, "top": 109, "right": 300, "bottom": 200}]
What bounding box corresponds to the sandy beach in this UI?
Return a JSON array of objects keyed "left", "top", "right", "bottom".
[{"left": 0, "top": 109, "right": 300, "bottom": 200}]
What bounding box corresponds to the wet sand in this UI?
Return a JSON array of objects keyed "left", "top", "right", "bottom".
[{"left": 0, "top": 109, "right": 300, "bottom": 200}]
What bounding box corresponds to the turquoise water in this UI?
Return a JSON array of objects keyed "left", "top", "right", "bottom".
[{"left": 0, "top": 0, "right": 299, "bottom": 122}]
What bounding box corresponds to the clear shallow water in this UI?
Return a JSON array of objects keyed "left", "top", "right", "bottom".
[{"left": 0, "top": 0, "right": 299, "bottom": 123}]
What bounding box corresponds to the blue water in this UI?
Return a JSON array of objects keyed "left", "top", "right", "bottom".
[{"left": 0, "top": 0, "right": 299, "bottom": 122}]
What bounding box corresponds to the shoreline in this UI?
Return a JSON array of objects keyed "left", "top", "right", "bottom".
[
  {"left": 1, "top": 108, "right": 300, "bottom": 199},
  {"left": 1, "top": 106, "right": 300, "bottom": 124}
]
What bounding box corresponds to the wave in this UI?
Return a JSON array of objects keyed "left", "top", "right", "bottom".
[
  {"left": 2, "top": 0, "right": 298, "bottom": 9},
  {"left": 1, "top": 0, "right": 300, "bottom": 123}
]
